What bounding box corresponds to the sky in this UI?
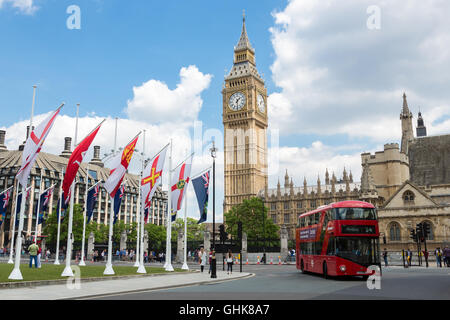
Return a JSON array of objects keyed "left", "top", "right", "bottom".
[{"left": 2, "top": 0, "right": 450, "bottom": 222}]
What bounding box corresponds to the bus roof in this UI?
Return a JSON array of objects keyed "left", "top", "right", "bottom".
[{"left": 298, "top": 200, "right": 375, "bottom": 219}]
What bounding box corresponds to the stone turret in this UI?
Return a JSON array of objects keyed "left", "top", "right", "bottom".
[
  {"left": 303, "top": 177, "right": 307, "bottom": 196},
  {"left": 400, "top": 92, "right": 414, "bottom": 154},
  {"left": 325, "top": 168, "right": 330, "bottom": 185},
  {"left": 317, "top": 175, "right": 321, "bottom": 195},
  {"left": 416, "top": 111, "right": 427, "bottom": 137},
  {"left": 284, "top": 170, "right": 289, "bottom": 189}
]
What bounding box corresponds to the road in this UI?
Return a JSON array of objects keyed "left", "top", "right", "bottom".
[{"left": 88, "top": 264, "right": 450, "bottom": 300}]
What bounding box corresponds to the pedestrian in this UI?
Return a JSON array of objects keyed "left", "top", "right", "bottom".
[
  {"left": 208, "top": 249, "right": 213, "bottom": 274},
  {"left": 226, "top": 250, "right": 233, "bottom": 275},
  {"left": 37, "top": 246, "right": 42, "bottom": 268},
  {"left": 435, "top": 248, "right": 442, "bottom": 268},
  {"left": 407, "top": 249, "right": 412, "bottom": 266},
  {"left": 28, "top": 242, "right": 39, "bottom": 268},
  {"left": 101, "top": 249, "right": 105, "bottom": 261},
  {"left": 199, "top": 247, "right": 207, "bottom": 272},
  {"left": 383, "top": 248, "right": 388, "bottom": 267},
  {"left": 443, "top": 247, "right": 450, "bottom": 267}
]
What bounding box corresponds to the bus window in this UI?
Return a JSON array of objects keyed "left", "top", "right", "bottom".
[{"left": 335, "top": 207, "right": 377, "bottom": 220}]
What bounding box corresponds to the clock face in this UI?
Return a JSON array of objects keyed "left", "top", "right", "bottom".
[
  {"left": 257, "top": 94, "right": 265, "bottom": 113},
  {"left": 228, "top": 92, "right": 246, "bottom": 111}
]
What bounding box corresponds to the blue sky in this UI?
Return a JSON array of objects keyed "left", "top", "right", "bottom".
[
  {"left": 0, "top": 0, "right": 284, "bottom": 128},
  {"left": 2, "top": 0, "right": 450, "bottom": 220}
]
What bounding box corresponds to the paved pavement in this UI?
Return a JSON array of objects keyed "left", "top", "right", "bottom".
[{"left": 0, "top": 268, "right": 252, "bottom": 300}]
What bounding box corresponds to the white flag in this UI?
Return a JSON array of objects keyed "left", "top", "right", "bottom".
[
  {"left": 141, "top": 144, "right": 169, "bottom": 207},
  {"left": 170, "top": 154, "right": 193, "bottom": 212},
  {"left": 16, "top": 105, "right": 63, "bottom": 187}
]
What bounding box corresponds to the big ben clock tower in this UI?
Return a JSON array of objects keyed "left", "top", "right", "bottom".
[{"left": 223, "top": 12, "right": 268, "bottom": 215}]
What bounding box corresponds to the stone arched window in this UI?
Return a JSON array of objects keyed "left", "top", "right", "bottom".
[
  {"left": 389, "top": 222, "right": 401, "bottom": 241},
  {"left": 403, "top": 190, "right": 415, "bottom": 204}
]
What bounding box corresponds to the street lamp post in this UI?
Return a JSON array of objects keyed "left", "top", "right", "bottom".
[
  {"left": 210, "top": 140, "right": 217, "bottom": 279},
  {"left": 262, "top": 196, "right": 266, "bottom": 265}
]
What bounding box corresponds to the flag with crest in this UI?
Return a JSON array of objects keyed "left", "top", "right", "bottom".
[{"left": 104, "top": 134, "right": 139, "bottom": 198}]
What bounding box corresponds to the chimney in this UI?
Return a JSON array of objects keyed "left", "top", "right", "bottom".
[
  {"left": 19, "top": 125, "right": 34, "bottom": 151},
  {"left": 60, "top": 137, "right": 72, "bottom": 158},
  {"left": 89, "top": 145, "right": 104, "bottom": 167},
  {"left": 0, "top": 130, "right": 6, "bottom": 151}
]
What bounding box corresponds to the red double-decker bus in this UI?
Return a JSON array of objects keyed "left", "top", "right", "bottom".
[{"left": 296, "top": 200, "right": 381, "bottom": 279}]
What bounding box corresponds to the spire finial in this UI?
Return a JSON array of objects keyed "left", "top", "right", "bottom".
[{"left": 243, "top": 9, "right": 246, "bottom": 22}]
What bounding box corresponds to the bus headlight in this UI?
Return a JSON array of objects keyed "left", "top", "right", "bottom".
[{"left": 339, "top": 265, "right": 346, "bottom": 272}]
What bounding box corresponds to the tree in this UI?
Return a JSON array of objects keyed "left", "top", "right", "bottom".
[
  {"left": 42, "top": 204, "right": 86, "bottom": 245},
  {"left": 172, "top": 217, "right": 207, "bottom": 241},
  {"left": 224, "top": 197, "right": 279, "bottom": 241}
]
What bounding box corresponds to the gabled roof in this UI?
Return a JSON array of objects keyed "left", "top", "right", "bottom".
[{"left": 382, "top": 180, "right": 438, "bottom": 209}]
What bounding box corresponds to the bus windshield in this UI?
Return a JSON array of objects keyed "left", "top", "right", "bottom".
[
  {"left": 335, "top": 207, "right": 377, "bottom": 220},
  {"left": 335, "top": 237, "right": 380, "bottom": 266}
]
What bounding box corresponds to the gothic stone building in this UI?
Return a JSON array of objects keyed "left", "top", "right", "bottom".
[
  {"left": 258, "top": 94, "right": 450, "bottom": 248},
  {"left": 0, "top": 130, "right": 168, "bottom": 249}
]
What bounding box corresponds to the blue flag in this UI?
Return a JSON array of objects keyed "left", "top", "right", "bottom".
[
  {"left": 35, "top": 186, "right": 54, "bottom": 225},
  {"left": 113, "top": 184, "right": 124, "bottom": 225},
  {"left": 0, "top": 188, "right": 12, "bottom": 227},
  {"left": 171, "top": 209, "right": 177, "bottom": 222},
  {"left": 86, "top": 184, "right": 100, "bottom": 224},
  {"left": 56, "top": 191, "right": 70, "bottom": 222},
  {"left": 15, "top": 187, "right": 31, "bottom": 225},
  {"left": 192, "top": 170, "right": 209, "bottom": 224}
]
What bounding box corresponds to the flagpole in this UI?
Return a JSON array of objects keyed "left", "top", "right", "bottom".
[
  {"left": 134, "top": 177, "right": 141, "bottom": 268},
  {"left": 104, "top": 194, "right": 115, "bottom": 275},
  {"left": 165, "top": 139, "right": 174, "bottom": 272},
  {"left": 62, "top": 103, "right": 80, "bottom": 277},
  {"left": 54, "top": 172, "right": 63, "bottom": 265},
  {"left": 182, "top": 169, "right": 189, "bottom": 270},
  {"left": 7, "top": 184, "right": 20, "bottom": 264},
  {"left": 79, "top": 164, "right": 89, "bottom": 266},
  {"left": 8, "top": 183, "right": 27, "bottom": 280},
  {"left": 28, "top": 85, "right": 37, "bottom": 139},
  {"left": 137, "top": 130, "right": 147, "bottom": 273},
  {"left": 33, "top": 171, "right": 43, "bottom": 244}
]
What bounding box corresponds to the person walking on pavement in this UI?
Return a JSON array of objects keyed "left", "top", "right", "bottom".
[
  {"left": 199, "top": 247, "right": 207, "bottom": 273},
  {"left": 435, "top": 248, "right": 442, "bottom": 268},
  {"left": 383, "top": 248, "right": 388, "bottom": 267},
  {"left": 443, "top": 247, "right": 450, "bottom": 267},
  {"left": 37, "top": 246, "right": 42, "bottom": 268},
  {"left": 226, "top": 249, "right": 234, "bottom": 275},
  {"left": 28, "top": 242, "right": 39, "bottom": 268},
  {"left": 407, "top": 249, "right": 412, "bottom": 266}
]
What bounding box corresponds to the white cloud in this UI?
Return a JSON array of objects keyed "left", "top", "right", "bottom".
[
  {"left": 0, "top": 0, "right": 38, "bottom": 14},
  {"left": 268, "top": 141, "right": 362, "bottom": 188},
  {"left": 268, "top": 0, "right": 450, "bottom": 142},
  {"left": 126, "top": 65, "right": 212, "bottom": 127}
]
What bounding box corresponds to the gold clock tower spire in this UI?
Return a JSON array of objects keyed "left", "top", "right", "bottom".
[{"left": 223, "top": 13, "right": 268, "bottom": 215}]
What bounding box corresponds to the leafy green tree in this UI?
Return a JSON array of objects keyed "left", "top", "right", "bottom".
[
  {"left": 172, "top": 217, "right": 207, "bottom": 241},
  {"left": 42, "top": 204, "right": 85, "bottom": 245},
  {"left": 224, "top": 197, "right": 279, "bottom": 241}
]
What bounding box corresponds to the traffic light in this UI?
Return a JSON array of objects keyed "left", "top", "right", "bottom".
[
  {"left": 219, "top": 224, "right": 228, "bottom": 242},
  {"left": 410, "top": 229, "right": 417, "bottom": 242},
  {"left": 416, "top": 223, "right": 423, "bottom": 240},
  {"left": 237, "top": 221, "right": 243, "bottom": 241},
  {"left": 423, "top": 223, "right": 430, "bottom": 239}
]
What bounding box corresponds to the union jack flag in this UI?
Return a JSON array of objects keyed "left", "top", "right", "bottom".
[
  {"left": 192, "top": 170, "right": 210, "bottom": 224},
  {"left": 0, "top": 187, "right": 12, "bottom": 226}
]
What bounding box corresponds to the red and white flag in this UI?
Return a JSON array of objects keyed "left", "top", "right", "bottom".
[
  {"left": 141, "top": 144, "right": 169, "bottom": 208},
  {"left": 170, "top": 154, "right": 193, "bottom": 212},
  {"left": 104, "top": 133, "right": 140, "bottom": 198},
  {"left": 62, "top": 120, "right": 104, "bottom": 202},
  {"left": 16, "top": 105, "right": 63, "bottom": 187}
]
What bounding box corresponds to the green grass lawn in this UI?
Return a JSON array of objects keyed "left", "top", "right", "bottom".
[{"left": 0, "top": 263, "right": 186, "bottom": 282}]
